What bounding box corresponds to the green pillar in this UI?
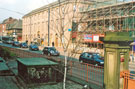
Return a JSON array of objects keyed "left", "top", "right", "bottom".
[{"left": 103, "top": 32, "right": 135, "bottom": 89}]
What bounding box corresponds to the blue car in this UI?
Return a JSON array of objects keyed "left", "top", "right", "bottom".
[
  {"left": 12, "top": 41, "right": 20, "bottom": 47},
  {"left": 20, "top": 42, "right": 28, "bottom": 48},
  {"left": 79, "top": 52, "right": 104, "bottom": 66},
  {"left": 29, "top": 44, "right": 39, "bottom": 51}
]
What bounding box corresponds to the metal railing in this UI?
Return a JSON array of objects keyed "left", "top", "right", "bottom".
[
  {"left": 120, "top": 71, "right": 135, "bottom": 89},
  {"left": 67, "top": 61, "right": 104, "bottom": 87}
]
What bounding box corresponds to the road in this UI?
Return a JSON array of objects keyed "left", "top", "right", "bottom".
[{"left": 1, "top": 42, "right": 135, "bottom": 88}]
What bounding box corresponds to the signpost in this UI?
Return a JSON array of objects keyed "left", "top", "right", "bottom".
[{"left": 68, "top": 29, "right": 71, "bottom": 31}]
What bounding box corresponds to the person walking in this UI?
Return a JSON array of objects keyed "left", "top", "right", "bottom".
[
  {"left": 131, "top": 54, "right": 134, "bottom": 62},
  {"left": 52, "top": 42, "right": 54, "bottom": 46}
]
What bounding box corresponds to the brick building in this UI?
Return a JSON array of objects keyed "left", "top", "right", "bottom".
[
  {"left": 0, "top": 24, "right": 6, "bottom": 37},
  {"left": 0, "top": 17, "right": 22, "bottom": 41}
]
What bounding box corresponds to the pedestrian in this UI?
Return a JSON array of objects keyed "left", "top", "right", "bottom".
[
  {"left": 52, "top": 42, "right": 54, "bottom": 46},
  {"left": 26, "top": 40, "right": 28, "bottom": 44},
  {"left": 132, "top": 53, "right": 134, "bottom": 62}
]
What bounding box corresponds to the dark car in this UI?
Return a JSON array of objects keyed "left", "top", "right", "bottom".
[
  {"left": 12, "top": 41, "right": 20, "bottom": 47},
  {"left": 42, "top": 46, "right": 60, "bottom": 56},
  {"left": 29, "top": 44, "right": 39, "bottom": 51},
  {"left": 79, "top": 52, "right": 104, "bottom": 66},
  {"left": 2, "top": 40, "right": 14, "bottom": 44},
  {"left": 20, "top": 42, "right": 28, "bottom": 48}
]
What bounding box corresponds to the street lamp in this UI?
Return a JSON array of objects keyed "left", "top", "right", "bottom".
[{"left": 48, "top": 8, "right": 50, "bottom": 46}]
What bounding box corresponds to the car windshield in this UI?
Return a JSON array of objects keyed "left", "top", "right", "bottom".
[
  {"left": 49, "top": 47, "right": 56, "bottom": 51},
  {"left": 15, "top": 42, "right": 19, "bottom": 43},
  {"left": 22, "top": 43, "right": 27, "bottom": 45},
  {"left": 32, "top": 44, "right": 38, "bottom": 47},
  {"left": 93, "top": 53, "right": 101, "bottom": 59}
]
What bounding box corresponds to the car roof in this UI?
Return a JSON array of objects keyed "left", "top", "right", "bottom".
[
  {"left": 83, "top": 52, "right": 99, "bottom": 54},
  {"left": 44, "top": 46, "right": 55, "bottom": 48}
]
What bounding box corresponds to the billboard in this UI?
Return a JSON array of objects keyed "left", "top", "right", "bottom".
[
  {"left": 84, "top": 34, "right": 92, "bottom": 42},
  {"left": 84, "top": 34, "right": 104, "bottom": 43}
]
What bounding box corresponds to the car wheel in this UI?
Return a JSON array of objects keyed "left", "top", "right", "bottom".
[
  {"left": 42, "top": 52, "right": 44, "bottom": 55},
  {"left": 48, "top": 53, "right": 51, "bottom": 56},
  {"left": 95, "top": 63, "right": 98, "bottom": 66},
  {"left": 79, "top": 60, "right": 83, "bottom": 63}
]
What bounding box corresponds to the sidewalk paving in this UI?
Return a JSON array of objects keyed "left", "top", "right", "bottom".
[
  {"left": 0, "top": 76, "right": 19, "bottom": 89},
  {"left": 56, "top": 47, "right": 80, "bottom": 59}
]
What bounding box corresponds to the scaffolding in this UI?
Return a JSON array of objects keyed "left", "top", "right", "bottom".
[{"left": 79, "top": 0, "right": 135, "bottom": 33}]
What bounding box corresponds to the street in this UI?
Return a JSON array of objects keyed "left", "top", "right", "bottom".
[
  {"left": 0, "top": 42, "right": 135, "bottom": 89},
  {"left": 0, "top": 42, "right": 105, "bottom": 88}
]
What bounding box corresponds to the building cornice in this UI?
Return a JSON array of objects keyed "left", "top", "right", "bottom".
[{"left": 23, "top": 0, "right": 93, "bottom": 18}]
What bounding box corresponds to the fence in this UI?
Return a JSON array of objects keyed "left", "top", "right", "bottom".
[
  {"left": 0, "top": 45, "right": 104, "bottom": 87},
  {"left": 120, "top": 71, "right": 135, "bottom": 89},
  {"left": 67, "top": 60, "right": 104, "bottom": 87}
]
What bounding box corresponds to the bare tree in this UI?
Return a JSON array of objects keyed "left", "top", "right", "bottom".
[
  {"left": 48, "top": 0, "right": 124, "bottom": 88},
  {"left": 48, "top": 0, "right": 93, "bottom": 89}
]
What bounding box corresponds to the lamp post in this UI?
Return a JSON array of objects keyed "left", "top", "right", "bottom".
[
  {"left": 48, "top": 8, "right": 50, "bottom": 46},
  {"left": 29, "top": 16, "right": 32, "bottom": 45}
]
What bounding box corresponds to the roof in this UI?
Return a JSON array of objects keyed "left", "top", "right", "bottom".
[
  {"left": 17, "top": 58, "right": 58, "bottom": 66},
  {"left": 0, "top": 57, "right": 5, "bottom": 62},
  {"left": 6, "top": 19, "right": 22, "bottom": 30},
  {"left": 0, "top": 63, "right": 9, "bottom": 71},
  {"left": 81, "top": 1, "right": 134, "bottom": 13},
  {"left": 23, "top": 0, "right": 93, "bottom": 18},
  {"left": 2, "top": 17, "right": 17, "bottom": 24},
  {"left": 0, "top": 57, "right": 9, "bottom": 71},
  {"left": 130, "top": 42, "right": 135, "bottom": 46}
]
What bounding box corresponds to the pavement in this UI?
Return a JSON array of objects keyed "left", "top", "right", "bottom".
[
  {"left": 56, "top": 47, "right": 81, "bottom": 59},
  {"left": 0, "top": 76, "right": 19, "bottom": 89},
  {"left": 1, "top": 59, "right": 84, "bottom": 89}
]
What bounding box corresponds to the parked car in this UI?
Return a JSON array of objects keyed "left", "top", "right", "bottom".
[
  {"left": 2, "top": 40, "right": 14, "bottom": 44},
  {"left": 19, "top": 42, "right": 28, "bottom": 48},
  {"left": 29, "top": 44, "right": 39, "bottom": 51},
  {"left": 12, "top": 41, "right": 20, "bottom": 47},
  {"left": 42, "top": 46, "right": 60, "bottom": 56},
  {"left": 79, "top": 52, "right": 104, "bottom": 66}
]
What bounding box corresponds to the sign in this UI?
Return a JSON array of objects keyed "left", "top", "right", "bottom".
[
  {"left": 83, "top": 34, "right": 104, "bottom": 43},
  {"left": 93, "top": 35, "right": 99, "bottom": 42},
  {"left": 68, "top": 29, "right": 71, "bottom": 31},
  {"left": 99, "top": 34, "right": 105, "bottom": 37},
  {"left": 72, "top": 32, "right": 77, "bottom": 38},
  {"left": 84, "top": 34, "right": 92, "bottom": 42},
  {"left": 134, "top": 40, "right": 135, "bottom": 52}
]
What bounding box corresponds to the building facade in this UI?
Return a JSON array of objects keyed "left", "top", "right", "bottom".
[
  {"left": 76, "top": 1, "right": 135, "bottom": 50},
  {"left": 6, "top": 19, "right": 22, "bottom": 41},
  {"left": 0, "top": 17, "right": 22, "bottom": 41},
  {"left": 22, "top": 0, "right": 92, "bottom": 48},
  {"left": 0, "top": 24, "right": 6, "bottom": 37}
]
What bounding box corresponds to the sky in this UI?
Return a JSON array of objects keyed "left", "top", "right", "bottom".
[
  {"left": 0, "top": 0, "right": 132, "bottom": 23},
  {"left": 0, "top": 0, "right": 56, "bottom": 23}
]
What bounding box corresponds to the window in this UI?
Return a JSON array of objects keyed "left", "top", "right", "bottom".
[
  {"left": 73, "top": 5, "right": 76, "bottom": 12},
  {"left": 72, "top": 21, "right": 78, "bottom": 31}
]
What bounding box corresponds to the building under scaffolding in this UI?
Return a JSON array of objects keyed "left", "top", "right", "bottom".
[
  {"left": 73, "top": 0, "right": 135, "bottom": 51},
  {"left": 80, "top": 1, "right": 135, "bottom": 33}
]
